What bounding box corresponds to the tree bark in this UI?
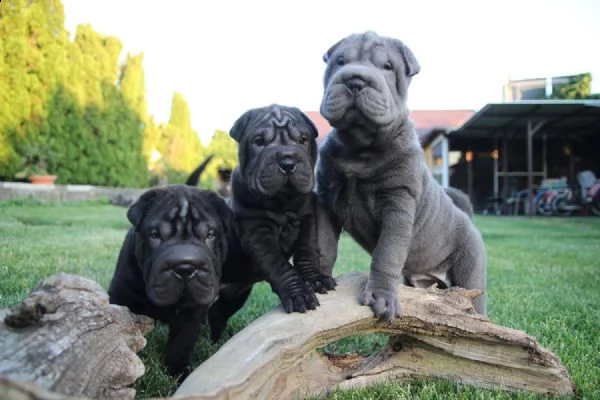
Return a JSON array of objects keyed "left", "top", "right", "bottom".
[
  {"left": 0, "top": 273, "right": 154, "bottom": 400},
  {"left": 174, "top": 271, "right": 575, "bottom": 399}
]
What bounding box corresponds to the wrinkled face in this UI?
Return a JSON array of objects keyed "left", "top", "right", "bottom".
[
  {"left": 320, "top": 32, "right": 420, "bottom": 147},
  {"left": 232, "top": 105, "right": 318, "bottom": 197},
  {"left": 130, "top": 187, "right": 229, "bottom": 308}
]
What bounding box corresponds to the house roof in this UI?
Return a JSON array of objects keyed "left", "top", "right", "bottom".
[
  {"left": 448, "top": 100, "right": 600, "bottom": 140},
  {"left": 411, "top": 109, "right": 476, "bottom": 145},
  {"left": 305, "top": 109, "right": 476, "bottom": 145}
]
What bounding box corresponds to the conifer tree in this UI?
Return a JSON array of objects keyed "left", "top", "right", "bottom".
[
  {"left": 0, "top": 0, "right": 68, "bottom": 175},
  {"left": 205, "top": 129, "right": 238, "bottom": 179},
  {"left": 161, "top": 92, "right": 204, "bottom": 173}
]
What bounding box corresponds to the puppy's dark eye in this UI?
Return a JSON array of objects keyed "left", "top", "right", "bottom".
[
  {"left": 383, "top": 62, "right": 393, "bottom": 71},
  {"left": 206, "top": 228, "right": 216, "bottom": 239},
  {"left": 149, "top": 229, "right": 160, "bottom": 240},
  {"left": 299, "top": 136, "right": 308, "bottom": 145},
  {"left": 336, "top": 56, "right": 345, "bottom": 66},
  {"left": 253, "top": 136, "right": 265, "bottom": 147}
]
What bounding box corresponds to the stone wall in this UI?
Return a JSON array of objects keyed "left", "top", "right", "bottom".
[{"left": 0, "top": 182, "right": 147, "bottom": 204}]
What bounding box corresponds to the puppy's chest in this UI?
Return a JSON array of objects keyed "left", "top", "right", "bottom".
[
  {"left": 276, "top": 213, "right": 302, "bottom": 255},
  {"left": 331, "top": 177, "right": 379, "bottom": 229}
]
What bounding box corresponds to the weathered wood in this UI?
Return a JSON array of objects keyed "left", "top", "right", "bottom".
[
  {"left": 0, "top": 273, "right": 154, "bottom": 400},
  {"left": 0, "top": 272, "right": 575, "bottom": 400},
  {"left": 174, "top": 271, "right": 575, "bottom": 399},
  {"left": 0, "top": 377, "right": 87, "bottom": 400}
]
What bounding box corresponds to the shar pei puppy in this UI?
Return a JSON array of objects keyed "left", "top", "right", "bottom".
[
  {"left": 108, "top": 184, "right": 253, "bottom": 377},
  {"left": 315, "top": 31, "right": 487, "bottom": 322},
  {"left": 229, "top": 104, "right": 337, "bottom": 314}
]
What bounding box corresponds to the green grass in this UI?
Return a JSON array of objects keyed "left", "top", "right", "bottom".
[{"left": 1, "top": 200, "right": 599, "bottom": 399}]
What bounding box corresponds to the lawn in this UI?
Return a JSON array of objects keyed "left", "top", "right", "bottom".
[{"left": 1, "top": 199, "right": 599, "bottom": 399}]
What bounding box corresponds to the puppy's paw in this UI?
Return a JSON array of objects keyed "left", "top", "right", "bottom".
[
  {"left": 209, "top": 323, "right": 226, "bottom": 343},
  {"left": 305, "top": 273, "right": 337, "bottom": 294},
  {"left": 278, "top": 280, "right": 320, "bottom": 313},
  {"left": 360, "top": 279, "right": 402, "bottom": 323},
  {"left": 165, "top": 362, "right": 191, "bottom": 383}
]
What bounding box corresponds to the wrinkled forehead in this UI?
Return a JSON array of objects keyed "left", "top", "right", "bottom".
[
  {"left": 144, "top": 193, "right": 218, "bottom": 228},
  {"left": 338, "top": 33, "right": 392, "bottom": 63},
  {"left": 248, "top": 107, "right": 310, "bottom": 134}
]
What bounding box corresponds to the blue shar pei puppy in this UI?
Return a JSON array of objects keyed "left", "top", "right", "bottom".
[{"left": 315, "top": 31, "right": 487, "bottom": 322}]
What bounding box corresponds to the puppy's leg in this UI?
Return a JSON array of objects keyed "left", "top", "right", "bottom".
[
  {"left": 237, "top": 218, "right": 319, "bottom": 313},
  {"left": 361, "top": 192, "right": 417, "bottom": 322},
  {"left": 208, "top": 283, "right": 253, "bottom": 342},
  {"left": 448, "top": 230, "right": 487, "bottom": 315},
  {"left": 294, "top": 211, "right": 337, "bottom": 294},
  {"left": 165, "top": 307, "right": 206, "bottom": 379},
  {"left": 315, "top": 200, "right": 342, "bottom": 276}
]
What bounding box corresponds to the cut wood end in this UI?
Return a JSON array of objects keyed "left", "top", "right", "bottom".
[{"left": 1, "top": 274, "right": 152, "bottom": 400}]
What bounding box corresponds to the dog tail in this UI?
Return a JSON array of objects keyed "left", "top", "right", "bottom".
[
  {"left": 185, "top": 154, "right": 215, "bottom": 187},
  {"left": 444, "top": 186, "right": 474, "bottom": 218}
]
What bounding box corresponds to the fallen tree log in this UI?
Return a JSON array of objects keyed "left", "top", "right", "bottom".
[
  {"left": 174, "top": 271, "right": 575, "bottom": 399},
  {"left": 1, "top": 272, "right": 575, "bottom": 400},
  {"left": 0, "top": 273, "right": 154, "bottom": 400}
]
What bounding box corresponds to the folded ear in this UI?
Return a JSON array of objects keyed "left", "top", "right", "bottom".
[
  {"left": 294, "top": 108, "right": 319, "bottom": 138},
  {"left": 207, "top": 191, "right": 233, "bottom": 233},
  {"left": 127, "top": 188, "right": 167, "bottom": 227},
  {"left": 229, "top": 109, "right": 258, "bottom": 142},
  {"left": 392, "top": 38, "right": 420, "bottom": 77},
  {"left": 205, "top": 190, "right": 233, "bottom": 257},
  {"left": 322, "top": 37, "right": 346, "bottom": 63}
]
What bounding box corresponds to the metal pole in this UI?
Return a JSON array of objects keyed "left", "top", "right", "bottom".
[
  {"left": 502, "top": 133, "right": 509, "bottom": 198},
  {"left": 526, "top": 120, "right": 547, "bottom": 216},
  {"left": 542, "top": 135, "right": 547, "bottom": 180},
  {"left": 527, "top": 121, "right": 534, "bottom": 216},
  {"left": 467, "top": 151, "right": 473, "bottom": 200},
  {"left": 493, "top": 137, "right": 499, "bottom": 214},
  {"left": 568, "top": 143, "right": 575, "bottom": 182}
]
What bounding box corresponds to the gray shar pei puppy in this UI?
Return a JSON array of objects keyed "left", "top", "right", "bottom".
[
  {"left": 229, "top": 104, "right": 337, "bottom": 313},
  {"left": 315, "top": 31, "right": 487, "bottom": 322},
  {"left": 108, "top": 184, "right": 255, "bottom": 377}
]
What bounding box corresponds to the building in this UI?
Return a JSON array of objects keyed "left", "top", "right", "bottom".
[
  {"left": 412, "top": 110, "right": 476, "bottom": 187},
  {"left": 502, "top": 75, "right": 583, "bottom": 101}
]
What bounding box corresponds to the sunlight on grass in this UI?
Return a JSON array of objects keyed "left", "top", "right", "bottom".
[{"left": 1, "top": 202, "right": 599, "bottom": 399}]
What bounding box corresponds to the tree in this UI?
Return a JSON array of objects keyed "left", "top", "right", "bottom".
[
  {"left": 0, "top": 0, "right": 158, "bottom": 187},
  {"left": 204, "top": 129, "right": 238, "bottom": 181},
  {"left": 0, "top": 0, "right": 69, "bottom": 176},
  {"left": 159, "top": 92, "right": 204, "bottom": 173},
  {"left": 119, "top": 52, "right": 156, "bottom": 168},
  {"left": 71, "top": 24, "right": 122, "bottom": 107},
  {"left": 548, "top": 73, "right": 600, "bottom": 100},
  {"left": 119, "top": 53, "right": 147, "bottom": 118},
  {"left": 143, "top": 116, "right": 162, "bottom": 171}
]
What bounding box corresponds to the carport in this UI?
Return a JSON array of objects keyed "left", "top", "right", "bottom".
[{"left": 446, "top": 100, "right": 600, "bottom": 215}]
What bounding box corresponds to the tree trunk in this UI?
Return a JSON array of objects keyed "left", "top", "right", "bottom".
[
  {"left": 175, "top": 272, "right": 575, "bottom": 399},
  {"left": 0, "top": 273, "right": 154, "bottom": 400}
]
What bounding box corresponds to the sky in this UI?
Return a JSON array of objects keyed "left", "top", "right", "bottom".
[{"left": 62, "top": 0, "right": 600, "bottom": 144}]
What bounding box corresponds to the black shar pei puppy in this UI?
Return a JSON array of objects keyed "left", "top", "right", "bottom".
[
  {"left": 315, "top": 31, "right": 487, "bottom": 322},
  {"left": 108, "top": 184, "right": 254, "bottom": 377},
  {"left": 228, "top": 104, "right": 337, "bottom": 313}
]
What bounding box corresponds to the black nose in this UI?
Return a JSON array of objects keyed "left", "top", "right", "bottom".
[
  {"left": 277, "top": 157, "right": 297, "bottom": 174},
  {"left": 345, "top": 77, "right": 366, "bottom": 94},
  {"left": 173, "top": 263, "right": 202, "bottom": 279}
]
